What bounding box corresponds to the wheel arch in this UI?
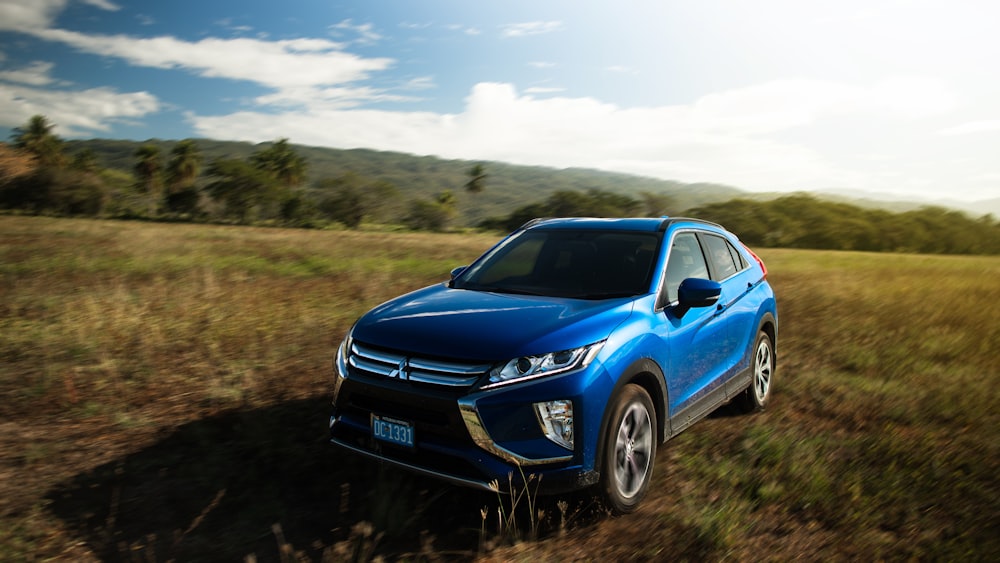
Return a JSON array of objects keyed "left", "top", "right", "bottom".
[
  {"left": 594, "top": 358, "right": 668, "bottom": 473},
  {"left": 758, "top": 311, "right": 778, "bottom": 360}
]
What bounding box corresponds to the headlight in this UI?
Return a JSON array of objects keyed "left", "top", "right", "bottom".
[
  {"left": 485, "top": 342, "right": 604, "bottom": 388},
  {"left": 333, "top": 330, "right": 353, "bottom": 400},
  {"left": 336, "top": 331, "right": 353, "bottom": 376}
]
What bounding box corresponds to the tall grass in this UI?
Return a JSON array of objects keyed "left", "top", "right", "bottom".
[
  {"left": 1, "top": 217, "right": 998, "bottom": 561},
  {"left": 0, "top": 217, "right": 493, "bottom": 418}
]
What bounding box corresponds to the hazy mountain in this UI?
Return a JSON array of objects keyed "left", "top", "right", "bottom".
[
  {"left": 65, "top": 139, "right": 997, "bottom": 221},
  {"left": 814, "top": 188, "right": 1000, "bottom": 217}
]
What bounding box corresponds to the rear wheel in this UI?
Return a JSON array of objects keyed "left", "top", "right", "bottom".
[
  {"left": 599, "top": 384, "right": 656, "bottom": 514},
  {"left": 735, "top": 330, "right": 774, "bottom": 413}
]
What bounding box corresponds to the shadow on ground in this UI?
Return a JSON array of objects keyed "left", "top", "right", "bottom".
[{"left": 46, "top": 397, "right": 509, "bottom": 561}]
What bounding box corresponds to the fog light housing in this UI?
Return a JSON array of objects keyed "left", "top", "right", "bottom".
[{"left": 535, "top": 400, "right": 574, "bottom": 451}]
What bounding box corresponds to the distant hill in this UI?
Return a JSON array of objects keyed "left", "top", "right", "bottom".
[
  {"left": 64, "top": 138, "right": 998, "bottom": 223},
  {"left": 64, "top": 138, "right": 743, "bottom": 224},
  {"left": 814, "top": 188, "right": 1000, "bottom": 217}
]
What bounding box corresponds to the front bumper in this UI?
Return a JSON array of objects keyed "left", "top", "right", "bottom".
[{"left": 329, "top": 347, "right": 607, "bottom": 493}]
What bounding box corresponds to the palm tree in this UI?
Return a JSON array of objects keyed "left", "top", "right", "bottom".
[
  {"left": 133, "top": 144, "right": 163, "bottom": 215},
  {"left": 464, "top": 163, "right": 487, "bottom": 194},
  {"left": 11, "top": 115, "right": 64, "bottom": 167},
  {"left": 251, "top": 138, "right": 306, "bottom": 187},
  {"left": 166, "top": 139, "right": 202, "bottom": 193}
]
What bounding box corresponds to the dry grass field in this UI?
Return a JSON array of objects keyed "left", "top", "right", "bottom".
[{"left": 1, "top": 215, "right": 997, "bottom": 561}]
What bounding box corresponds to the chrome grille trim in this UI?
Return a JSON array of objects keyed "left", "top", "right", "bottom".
[{"left": 348, "top": 343, "right": 490, "bottom": 388}]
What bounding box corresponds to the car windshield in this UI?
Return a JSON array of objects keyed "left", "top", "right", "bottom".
[{"left": 453, "top": 229, "right": 661, "bottom": 299}]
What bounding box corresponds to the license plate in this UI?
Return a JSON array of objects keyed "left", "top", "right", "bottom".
[{"left": 371, "top": 414, "right": 415, "bottom": 448}]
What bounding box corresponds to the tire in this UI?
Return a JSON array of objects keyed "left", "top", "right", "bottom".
[
  {"left": 734, "top": 330, "right": 774, "bottom": 413},
  {"left": 599, "top": 384, "right": 656, "bottom": 514}
]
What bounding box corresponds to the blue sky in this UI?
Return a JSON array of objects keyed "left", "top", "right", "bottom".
[{"left": 1, "top": 0, "right": 999, "bottom": 202}]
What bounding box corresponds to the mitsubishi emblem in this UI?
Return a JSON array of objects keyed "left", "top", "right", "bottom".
[{"left": 388, "top": 358, "right": 409, "bottom": 380}]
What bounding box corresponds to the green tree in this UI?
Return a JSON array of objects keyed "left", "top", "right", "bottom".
[
  {"left": 70, "top": 148, "right": 100, "bottom": 174},
  {"left": 163, "top": 140, "right": 203, "bottom": 215},
  {"left": 481, "top": 189, "right": 642, "bottom": 232},
  {"left": 316, "top": 174, "right": 403, "bottom": 228},
  {"left": 465, "top": 163, "right": 487, "bottom": 194},
  {"left": 279, "top": 192, "right": 319, "bottom": 226},
  {"left": 206, "top": 158, "right": 283, "bottom": 223},
  {"left": 1, "top": 166, "right": 108, "bottom": 216},
  {"left": 133, "top": 143, "right": 163, "bottom": 215},
  {"left": 316, "top": 173, "right": 366, "bottom": 228},
  {"left": 404, "top": 191, "right": 458, "bottom": 231},
  {"left": 251, "top": 138, "right": 307, "bottom": 187},
  {"left": 640, "top": 191, "right": 673, "bottom": 217},
  {"left": 11, "top": 115, "right": 64, "bottom": 167},
  {"left": 166, "top": 140, "right": 202, "bottom": 193}
]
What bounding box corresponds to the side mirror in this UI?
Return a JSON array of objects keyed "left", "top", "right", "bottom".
[
  {"left": 677, "top": 278, "right": 721, "bottom": 309},
  {"left": 450, "top": 266, "right": 467, "bottom": 279}
]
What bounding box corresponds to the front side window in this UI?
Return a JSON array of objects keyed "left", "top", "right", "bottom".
[
  {"left": 662, "top": 232, "right": 709, "bottom": 303},
  {"left": 453, "top": 229, "right": 660, "bottom": 299}
]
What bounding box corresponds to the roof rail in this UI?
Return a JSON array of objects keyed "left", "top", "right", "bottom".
[
  {"left": 515, "top": 217, "right": 551, "bottom": 231},
  {"left": 659, "top": 216, "right": 724, "bottom": 231}
]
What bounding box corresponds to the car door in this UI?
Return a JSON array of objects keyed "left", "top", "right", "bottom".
[
  {"left": 653, "top": 231, "right": 730, "bottom": 422},
  {"left": 698, "top": 232, "right": 758, "bottom": 392}
]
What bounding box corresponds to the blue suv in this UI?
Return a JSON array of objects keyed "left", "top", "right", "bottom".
[{"left": 331, "top": 217, "right": 777, "bottom": 512}]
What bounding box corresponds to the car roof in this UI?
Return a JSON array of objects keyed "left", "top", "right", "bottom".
[{"left": 520, "top": 216, "right": 724, "bottom": 233}]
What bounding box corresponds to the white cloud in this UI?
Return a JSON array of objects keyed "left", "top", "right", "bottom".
[
  {"left": 329, "top": 19, "right": 382, "bottom": 45},
  {"left": 0, "top": 61, "right": 57, "bottom": 86},
  {"left": 188, "top": 77, "right": 970, "bottom": 195},
  {"left": 402, "top": 76, "right": 436, "bottom": 91},
  {"left": 6, "top": 7, "right": 404, "bottom": 120},
  {"left": 30, "top": 28, "right": 393, "bottom": 90},
  {"left": 0, "top": 0, "right": 67, "bottom": 30},
  {"left": 524, "top": 86, "right": 564, "bottom": 94},
  {"left": 500, "top": 21, "right": 563, "bottom": 38},
  {"left": 445, "top": 23, "right": 481, "bottom": 36},
  {"left": 80, "top": 0, "right": 120, "bottom": 11},
  {"left": 691, "top": 77, "right": 957, "bottom": 136},
  {"left": 254, "top": 85, "right": 417, "bottom": 110},
  {"left": 939, "top": 120, "right": 1000, "bottom": 136},
  {"left": 528, "top": 61, "right": 555, "bottom": 69},
  {"left": 0, "top": 82, "right": 159, "bottom": 135}
]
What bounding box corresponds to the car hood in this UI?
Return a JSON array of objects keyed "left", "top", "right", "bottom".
[{"left": 352, "top": 284, "right": 636, "bottom": 361}]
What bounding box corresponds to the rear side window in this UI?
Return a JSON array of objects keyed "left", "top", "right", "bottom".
[
  {"left": 663, "top": 232, "right": 709, "bottom": 303},
  {"left": 701, "top": 234, "right": 747, "bottom": 281}
]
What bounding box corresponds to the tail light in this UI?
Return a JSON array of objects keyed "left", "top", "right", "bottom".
[{"left": 742, "top": 244, "right": 768, "bottom": 279}]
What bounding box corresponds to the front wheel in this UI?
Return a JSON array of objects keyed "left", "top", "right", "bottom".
[
  {"left": 734, "top": 330, "right": 774, "bottom": 413},
  {"left": 599, "top": 384, "right": 656, "bottom": 514}
]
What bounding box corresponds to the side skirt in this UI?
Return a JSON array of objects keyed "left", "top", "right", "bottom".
[{"left": 666, "top": 365, "right": 752, "bottom": 439}]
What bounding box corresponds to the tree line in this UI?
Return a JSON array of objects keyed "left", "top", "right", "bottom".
[
  {"left": 686, "top": 195, "right": 999, "bottom": 255},
  {"left": 0, "top": 115, "right": 482, "bottom": 231},
  {"left": 2, "top": 115, "right": 997, "bottom": 255}
]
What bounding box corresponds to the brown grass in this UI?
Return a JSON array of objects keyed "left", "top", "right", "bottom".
[{"left": 1, "top": 216, "right": 998, "bottom": 561}]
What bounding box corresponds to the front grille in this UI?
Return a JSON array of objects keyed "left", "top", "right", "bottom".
[{"left": 348, "top": 342, "right": 492, "bottom": 388}]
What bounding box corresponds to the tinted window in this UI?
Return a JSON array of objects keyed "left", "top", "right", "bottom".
[
  {"left": 455, "top": 230, "right": 660, "bottom": 299},
  {"left": 662, "top": 232, "right": 709, "bottom": 303},
  {"left": 729, "top": 243, "right": 749, "bottom": 270},
  {"left": 702, "top": 234, "right": 740, "bottom": 281}
]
